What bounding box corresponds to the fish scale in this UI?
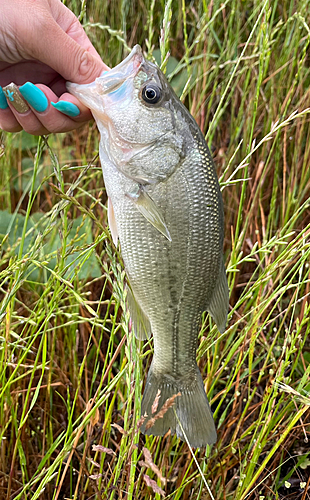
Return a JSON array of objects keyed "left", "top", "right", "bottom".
[{"left": 68, "top": 44, "right": 229, "bottom": 447}]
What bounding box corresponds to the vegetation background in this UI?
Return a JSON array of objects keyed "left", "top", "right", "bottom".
[{"left": 0, "top": 0, "right": 309, "bottom": 498}]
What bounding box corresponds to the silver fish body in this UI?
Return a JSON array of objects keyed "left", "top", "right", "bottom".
[{"left": 68, "top": 45, "right": 229, "bottom": 447}]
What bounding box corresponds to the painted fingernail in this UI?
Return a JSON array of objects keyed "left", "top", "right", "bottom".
[
  {"left": 51, "top": 101, "right": 80, "bottom": 117},
  {"left": 0, "top": 86, "right": 9, "bottom": 109},
  {"left": 2, "top": 83, "right": 30, "bottom": 113},
  {"left": 19, "top": 82, "right": 48, "bottom": 112}
]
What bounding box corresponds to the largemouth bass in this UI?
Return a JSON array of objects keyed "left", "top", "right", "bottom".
[{"left": 68, "top": 45, "right": 229, "bottom": 447}]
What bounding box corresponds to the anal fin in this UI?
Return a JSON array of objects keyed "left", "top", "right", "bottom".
[{"left": 127, "top": 286, "right": 152, "bottom": 341}]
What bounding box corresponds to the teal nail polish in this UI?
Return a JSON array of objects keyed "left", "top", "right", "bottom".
[
  {"left": 19, "top": 82, "right": 48, "bottom": 112},
  {"left": 51, "top": 101, "right": 80, "bottom": 117},
  {"left": 0, "top": 86, "right": 8, "bottom": 109}
]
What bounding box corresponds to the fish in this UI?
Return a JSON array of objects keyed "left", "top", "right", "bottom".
[{"left": 67, "top": 45, "right": 229, "bottom": 448}]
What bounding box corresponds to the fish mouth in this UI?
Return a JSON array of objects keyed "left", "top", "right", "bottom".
[{"left": 67, "top": 45, "right": 144, "bottom": 112}]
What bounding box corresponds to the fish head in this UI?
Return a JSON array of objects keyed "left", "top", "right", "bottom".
[{"left": 67, "top": 45, "right": 178, "bottom": 145}]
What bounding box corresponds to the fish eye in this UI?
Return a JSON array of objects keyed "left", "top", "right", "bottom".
[{"left": 141, "top": 84, "right": 161, "bottom": 104}]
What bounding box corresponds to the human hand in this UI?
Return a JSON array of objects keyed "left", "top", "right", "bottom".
[{"left": 0, "top": 0, "right": 108, "bottom": 135}]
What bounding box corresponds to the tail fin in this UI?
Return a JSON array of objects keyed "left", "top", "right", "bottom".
[{"left": 140, "top": 365, "right": 217, "bottom": 448}]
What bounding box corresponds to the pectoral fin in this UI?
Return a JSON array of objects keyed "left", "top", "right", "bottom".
[
  {"left": 108, "top": 197, "right": 119, "bottom": 246},
  {"left": 126, "top": 187, "right": 171, "bottom": 242},
  {"left": 207, "top": 257, "right": 229, "bottom": 333},
  {"left": 127, "top": 286, "right": 152, "bottom": 340}
]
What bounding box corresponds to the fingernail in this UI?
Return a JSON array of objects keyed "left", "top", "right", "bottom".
[
  {"left": 51, "top": 101, "right": 80, "bottom": 117},
  {"left": 2, "top": 83, "right": 30, "bottom": 113},
  {"left": 0, "top": 86, "right": 9, "bottom": 109},
  {"left": 19, "top": 82, "right": 48, "bottom": 112}
]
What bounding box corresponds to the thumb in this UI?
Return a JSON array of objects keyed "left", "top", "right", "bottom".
[{"left": 24, "top": 10, "right": 108, "bottom": 83}]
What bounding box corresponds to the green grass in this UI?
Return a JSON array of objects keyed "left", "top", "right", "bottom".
[{"left": 1, "top": 0, "right": 310, "bottom": 499}]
